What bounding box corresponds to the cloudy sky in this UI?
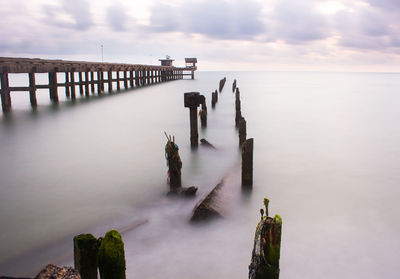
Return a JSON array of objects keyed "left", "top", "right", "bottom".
[{"left": 1, "top": 0, "right": 400, "bottom": 71}]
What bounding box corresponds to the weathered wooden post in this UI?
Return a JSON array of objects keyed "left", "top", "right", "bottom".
[
  {"left": 129, "top": 70, "right": 134, "bottom": 88},
  {"left": 165, "top": 134, "right": 182, "bottom": 189},
  {"left": 73, "top": 233, "right": 98, "bottom": 279},
  {"left": 85, "top": 71, "right": 90, "bottom": 97},
  {"left": 108, "top": 71, "right": 113, "bottom": 91},
  {"left": 70, "top": 71, "right": 76, "bottom": 100},
  {"left": 249, "top": 199, "right": 282, "bottom": 279},
  {"left": 98, "top": 230, "right": 126, "bottom": 279},
  {"left": 199, "top": 95, "right": 207, "bottom": 128},
  {"left": 90, "top": 72, "right": 95, "bottom": 93},
  {"left": 235, "top": 87, "right": 241, "bottom": 127},
  {"left": 219, "top": 77, "right": 226, "bottom": 92},
  {"left": 1, "top": 70, "right": 12, "bottom": 112},
  {"left": 232, "top": 79, "right": 237, "bottom": 92},
  {"left": 116, "top": 71, "right": 121, "bottom": 91},
  {"left": 29, "top": 72, "right": 37, "bottom": 107},
  {"left": 48, "top": 70, "right": 59, "bottom": 102},
  {"left": 211, "top": 92, "right": 216, "bottom": 108},
  {"left": 123, "top": 71, "right": 128, "bottom": 89},
  {"left": 242, "top": 138, "right": 254, "bottom": 188},
  {"left": 184, "top": 92, "right": 201, "bottom": 148},
  {"left": 239, "top": 117, "right": 246, "bottom": 147},
  {"left": 96, "top": 71, "right": 102, "bottom": 94},
  {"left": 65, "top": 72, "right": 70, "bottom": 98},
  {"left": 215, "top": 89, "right": 218, "bottom": 102},
  {"left": 79, "top": 72, "right": 84, "bottom": 96}
]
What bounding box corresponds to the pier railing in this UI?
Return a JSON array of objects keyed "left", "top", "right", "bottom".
[{"left": 0, "top": 57, "right": 195, "bottom": 112}]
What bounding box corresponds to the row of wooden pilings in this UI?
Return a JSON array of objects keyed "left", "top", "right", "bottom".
[{"left": 0, "top": 57, "right": 191, "bottom": 112}]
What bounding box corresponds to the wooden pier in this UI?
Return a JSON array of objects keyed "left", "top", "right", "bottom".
[{"left": 0, "top": 57, "right": 197, "bottom": 112}]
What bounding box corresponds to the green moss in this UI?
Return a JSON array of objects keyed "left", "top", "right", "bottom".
[
  {"left": 98, "top": 230, "right": 126, "bottom": 279},
  {"left": 74, "top": 233, "right": 98, "bottom": 279},
  {"left": 273, "top": 214, "right": 282, "bottom": 225}
]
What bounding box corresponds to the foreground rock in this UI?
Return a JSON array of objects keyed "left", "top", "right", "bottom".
[
  {"left": 35, "top": 264, "right": 81, "bottom": 279},
  {"left": 249, "top": 199, "right": 282, "bottom": 279}
]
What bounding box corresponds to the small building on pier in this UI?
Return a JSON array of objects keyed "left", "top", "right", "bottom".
[{"left": 159, "top": 55, "right": 174, "bottom": 67}]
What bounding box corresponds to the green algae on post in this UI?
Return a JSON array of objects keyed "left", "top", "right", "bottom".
[
  {"left": 98, "top": 230, "right": 126, "bottom": 279},
  {"left": 249, "top": 199, "right": 282, "bottom": 279},
  {"left": 73, "top": 233, "right": 98, "bottom": 279}
]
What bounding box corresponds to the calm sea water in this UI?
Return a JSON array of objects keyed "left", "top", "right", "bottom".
[{"left": 1, "top": 71, "right": 400, "bottom": 278}]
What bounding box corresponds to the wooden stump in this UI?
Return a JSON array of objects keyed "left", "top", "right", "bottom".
[
  {"left": 239, "top": 117, "right": 247, "bottom": 147},
  {"left": 98, "top": 230, "right": 126, "bottom": 279},
  {"left": 242, "top": 138, "right": 254, "bottom": 188},
  {"left": 249, "top": 199, "right": 282, "bottom": 279},
  {"left": 73, "top": 234, "right": 98, "bottom": 279}
]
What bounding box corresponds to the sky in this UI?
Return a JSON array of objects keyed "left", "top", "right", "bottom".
[{"left": 1, "top": 0, "right": 400, "bottom": 71}]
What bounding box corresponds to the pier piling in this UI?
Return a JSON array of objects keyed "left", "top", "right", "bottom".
[
  {"left": 73, "top": 234, "right": 98, "bottom": 279},
  {"left": 184, "top": 92, "right": 201, "bottom": 148},
  {"left": 242, "top": 138, "right": 254, "bottom": 188},
  {"left": 239, "top": 117, "right": 247, "bottom": 147},
  {"left": 29, "top": 72, "right": 37, "bottom": 107}
]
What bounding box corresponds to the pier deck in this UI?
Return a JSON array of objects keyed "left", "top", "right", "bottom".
[{"left": 0, "top": 57, "right": 196, "bottom": 112}]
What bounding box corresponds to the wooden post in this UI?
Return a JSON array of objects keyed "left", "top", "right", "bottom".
[
  {"left": 97, "top": 71, "right": 102, "bottom": 94},
  {"left": 29, "top": 72, "right": 37, "bottom": 107},
  {"left": 90, "top": 72, "right": 95, "bottom": 93},
  {"left": 108, "top": 70, "right": 113, "bottom": 92},
  {"left": 184, "top": 92, "right": 201, "bottom": 148},
  {"left": 79, "top": 72, "right": 84, "bottom": 96},
  {"left": 211, "top": 91, "right": 216, "bottom": 109},
  {"left": 249, "top": 199, "right": 282, "bottom": 279},
  {"left": 84, "top": 71, "right": 90, "bottom": 97},
  {"left": 239, "top": 117, "right": 247, "bottom": 147},
  {"left": 48, "top": 71, "right": 59, "bottom": 102},
  {"left": 165, "top": 135, "right": 182, "bottom": 189},
  {"left": 242, "top": 138, "right": 254, "bottom": 188},
  {"left": 199, "top": 95, "right": 207, "bottom": 128},
  {"left": 100, "top": 71, "right": 105, "bottom": 92},
  {"left": 70, "top": 71, "right": 76, "bottom": 100},
  {"left": 232, "top": 79, "right": 237, "bottom": 92},
  {"left": 65, "top": 72, "right": 70, "bottom": 98},
  {"left": 129, "top": 70, "right": 134, "bottom": 88},
  {"left": 1, "top": 71, "right": 12, "bottom": 112},
  {"left": 98, "top": 230, "right": 126, "bottom": 279},
  {"left": 215, "top": 89, "right": 218, "bottom": 102},
  {"left": 73, "top": 234, "right": 98, "bottom": 279},
  {"left": 124, "top": 71, "right": 128, "bottom": 89},
  {"left": 116, "top": 71, "right": 120, "bottom": 91}
]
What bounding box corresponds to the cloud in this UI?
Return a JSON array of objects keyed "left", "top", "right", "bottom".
[
  {"left": 270, "top": 0, "right": 330, "bottom": 43},
  {"left": 42, "top": 0, "right": 93, "bottom": 30},
  {"left": 106, "top": 3, "right": 130, "bottom": 31},
  {"left": 146, "top": 0, "right": 265, "bottom": 40}
]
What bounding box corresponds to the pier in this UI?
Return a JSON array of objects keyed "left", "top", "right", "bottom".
[{"left": 0, "top": 57, "right": 197, "bottom": 112}]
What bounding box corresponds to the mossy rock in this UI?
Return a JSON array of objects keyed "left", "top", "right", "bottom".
[{"left": 98, "top": 230, "right": 126, "bottom": 279}]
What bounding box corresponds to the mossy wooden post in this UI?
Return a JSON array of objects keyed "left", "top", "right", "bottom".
[
  {"left": 74, "top": 233, "right": 98, "bottom": 279},
  {"left": 184, "top": 92, "right": 201, "bottom": 148},
  {"left": 239, "top": 117, "right": 246, "bottom": 147},
  {"left": 232, "top": 79, "right": 236, "bottom": 92},
  {"left": 165, "top": 134, "right": 182, "bottom": 189},
  {"left": 249, "top": 199, "right": 282, "bottom": 279},
  {"left": 242, "top": 138, "right": 254, "bottom": 188},
  {"left": 98, "top": 230, "right": 126, "bottom": 279}
]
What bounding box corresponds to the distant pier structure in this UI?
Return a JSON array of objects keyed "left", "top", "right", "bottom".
[{"left": 0, "top": 56, "right": 197, "bottom": 112}]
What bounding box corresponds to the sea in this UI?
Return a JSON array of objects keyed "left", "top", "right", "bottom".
[{"left": 1, "top": 71, "right": 400, "bottom": 278}]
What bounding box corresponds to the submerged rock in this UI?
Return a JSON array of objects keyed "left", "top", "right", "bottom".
[
  {"left": 190, "top": 182, "right": 224, "bottom": 222},
  {"left": 249, "top": 199, "right": 282, "bottom": 279},
  {"left": 34, "top": 264, "right": 81, "bottom": 279}
]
